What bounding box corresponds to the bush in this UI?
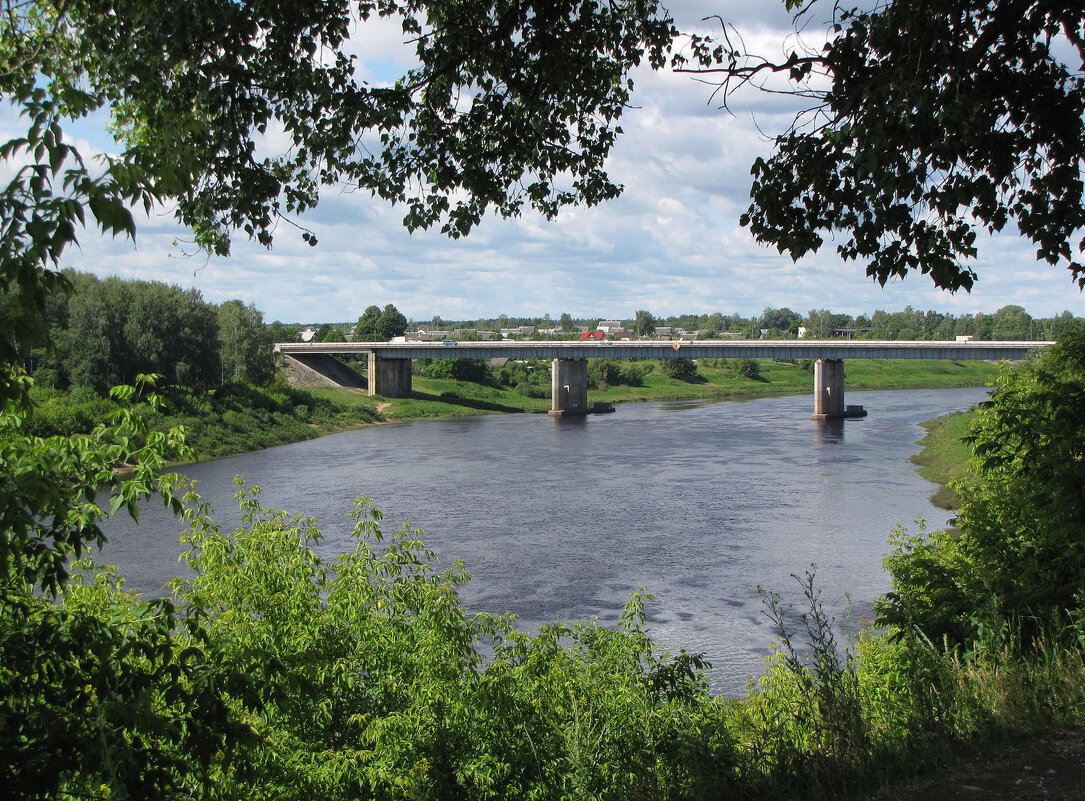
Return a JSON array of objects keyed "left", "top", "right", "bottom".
[
  {"left": 85, "top": 486, "right": 735, "bottom": 799},
  {"left": 515, "top": 381, "right": 550, "bottom": 398},
  {"left": 23, "top": 392, "right": 120, "bottom": 437},
  {"left": 734, "top": 358, "right": 761, "bottom": 379},
  {"left": 659, "top": 358, "right": 698, "bottom": 380},
  {"left": 496, "top": 359, "right": 549, "bottom": 389},
  {"left": 420, "top": 357, "right": 494, "bottom": 383},
  {"left": 587, "top": 358, "right": 647, "bottom": 388},
  {"left": 877, "top": 323, "right": 1085, "bottom": 646}
]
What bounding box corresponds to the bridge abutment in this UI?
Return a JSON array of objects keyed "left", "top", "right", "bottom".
[
  {"left": 368, "top": 353, "right": 412, "bottom": 398},
  {"left": 811, "top": 358, "right": 845, "bottom": 421},
  {"left": 549, "top": 358, "right": 588, "bottom": 417}
]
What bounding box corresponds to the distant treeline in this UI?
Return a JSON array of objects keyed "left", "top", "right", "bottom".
[
  {"left": 24, "top": 271, "right": 274, "bottom": 393},
  {"left": 369, "top": 305, "right": 1080, "bottom": 341}
]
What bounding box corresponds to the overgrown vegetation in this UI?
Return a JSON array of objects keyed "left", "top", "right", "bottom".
[
  {"left": 23, "top": 380, "right": 380, "bottom": 460},
  {"left": 589, "top": 358, "right": 651, "bottom": 388},
  {"left": 879, "top": 324, "right": 1085, "bottom": 647},
  {"left": 4, "top": 330, "right": 1083, "bottom": 798},
  {"left": 418, "top": 357, "right": 496, "bottom": 384},
  {"left": 10, "top": 482, "right": 1082, "bottom": 799},
  {"left": 659, "top": 357, "right": 698, "bottom": 380}
]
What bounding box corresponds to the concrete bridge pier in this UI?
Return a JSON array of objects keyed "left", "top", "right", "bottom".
[
  {"left": 368, "top": 352, "right": 412, "bottom": 398},
  {"left": 811, "top": 358, "right": 845, "bottom": 421},
  {"left": 549, "top": 358, "right": 588, "bottom": 417}
]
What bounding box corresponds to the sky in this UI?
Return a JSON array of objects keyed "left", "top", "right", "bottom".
[{"left": 5, "top": 1, "right": 1084, "bottom": 325}]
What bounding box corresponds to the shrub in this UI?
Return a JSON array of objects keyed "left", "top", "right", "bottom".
[
  {"left": 497, "top": 359, "right": 549, "bottom": 389},
  {"left": 877, "top": 323, "right": 1085, "bottom": 646},
  {"left": 587, "top": 358, "right": 647, "bottom": 388},
  {"left": 659, "top": 358, "right": 698, "bottom": 380},
  {"left": 515, "top": 381, "right": 550, "bottom": 398},
  {"left": 420, "top": 358, "right": 493, "bottom": 383},
  {"left": 139, "top": 486, "right": 739, "bottom": 799},
  {"left": 734, "top": 358, "right": 760, "bottom": 379}
]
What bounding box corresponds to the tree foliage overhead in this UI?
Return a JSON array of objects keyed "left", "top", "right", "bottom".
[
  {"left": 0, "top": 0, "right": 675, "bottom": 408},
  {"left": 681, "top": 0, "right": 1085, "bottom": 292},
  {"left": 2, "top": 0, "right": 675, "bottom": 251}
]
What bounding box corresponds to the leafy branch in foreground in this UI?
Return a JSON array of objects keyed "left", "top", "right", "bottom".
[
  {"left": 677, "top": 1, "right": 1085, "bottom": 292},
  {"left": 3, "top": 0, "right": 677, "bottom": 255},
  {"left": 0, "top": 375, "right": 189, "bottom": 594}
]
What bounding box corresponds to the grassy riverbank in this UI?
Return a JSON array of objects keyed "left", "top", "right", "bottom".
[
  {"left": 20, "top": 358, "right": 999, "bottom": 463},
  {"left": 311, "top": 358, "right": 1001, "bottom": 424},
  {"left": 23, "top": 381, "right": 382, "bottom": 461},
  {"left": 910, "top": 409, "right": 979, "bottom": 508}
]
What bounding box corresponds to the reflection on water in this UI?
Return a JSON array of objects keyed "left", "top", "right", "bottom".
[
  {"left": 99, "top": 387, "right": 988, "bottom": 695},
  {"left": 813, "top": 419, "right": 847, "bottom": 444}
]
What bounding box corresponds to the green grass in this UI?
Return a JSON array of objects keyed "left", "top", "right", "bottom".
[
  {"left": 308, "top": 359, "right": 1000, "bottom": 426},
  {"left": 843, "top": 358, "right": 1001, "bottom": 388},
  {"left": 910, "top": 409, "right": 978, "bottom": 508}
]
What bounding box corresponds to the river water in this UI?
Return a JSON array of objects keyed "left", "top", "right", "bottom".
[{"left": 99, "top": 387, "right": 987, "bottom": 695}]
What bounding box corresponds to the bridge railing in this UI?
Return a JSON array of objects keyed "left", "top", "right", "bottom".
[{"left": 276, "top": 339, "right": 1051, "bottom": 362}]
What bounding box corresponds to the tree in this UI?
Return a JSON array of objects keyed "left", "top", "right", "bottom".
[
  {"left": 878, "top": 324, "right": 1085, "bottom": 644},
  {"left": 1046, "top": 310, "right": 1079, "bottom": 341},
  {"left": 733, "top": 358, "right": 760, "bottom": 379},
  {"left": 0, "top": 0, "right": 677, "bottom": 410},
  {"left": 2, "top": 0, "right": 674, "bottom": 254},
  {"left": 681, "top": 1, "right": 1085, "bottom": 292},
  {"left": 559, "top": 312, "right": 575, "bottom": 333},
  {"left": 267, "top": 321, "right": 301, "bottom": 344},
  {"left": 419, "top": 358, "right": 493, "bottom": 383},
  {"left": 376, "top": 304, "right": 409, "bottom": 341},
  {"left": 705, "top": 312, "right": 725, "bottom": 335},
  {"left": 587, "top": 358, "right": 648, "bottom": 388},
  {"left": 217, "top": 300, "right": 274, "bottom": 385},
  {"left": 804, "top": 308, "right": 845, "bottom": 339},
  {"left": 759, "top": 307, "right": 800, "bottom": 335},
  {"left": 355, "top": 305, "right": 384, "bottom": 341},
  {"left": 63, "top": 277, "right": 129, "bottom": 393},
  {"left": 632, "top": 309, "right": 657, "bottom": 337},
  {"left": 992, "top": 305, "right": 1033, "bottom": 341}
]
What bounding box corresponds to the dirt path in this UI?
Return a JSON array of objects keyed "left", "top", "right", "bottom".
[{"left": 876, "top": 730, "right": 1085, "bottom": 801}]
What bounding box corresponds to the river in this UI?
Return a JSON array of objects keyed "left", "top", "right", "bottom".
[{"left": 99, "top": 387, "right": 987, "bottom": 695}]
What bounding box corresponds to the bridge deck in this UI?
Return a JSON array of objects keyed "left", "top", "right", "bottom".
[{"left": 276, "top": 340, "right": 1049, "bottom": 361}]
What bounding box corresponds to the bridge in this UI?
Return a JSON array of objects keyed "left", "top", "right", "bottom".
[{"left": 275, "top": 340, "right": 1051, "bottom": 421}]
